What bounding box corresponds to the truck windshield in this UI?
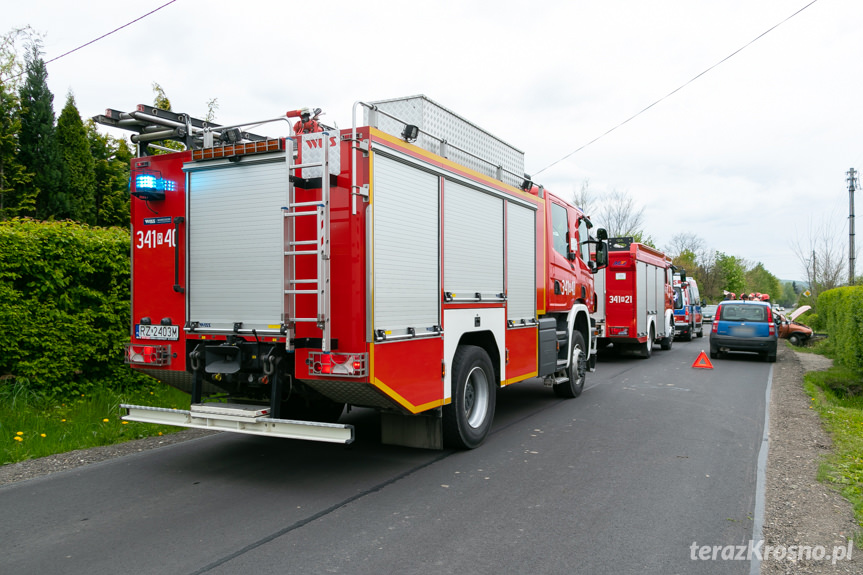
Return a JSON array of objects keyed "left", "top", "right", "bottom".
[{"left": 673, "top": 287, "right": 684, "bottom": 310}]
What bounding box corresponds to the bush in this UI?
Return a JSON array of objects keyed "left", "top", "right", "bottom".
[
  {"left": 809, "top": 366, "right": 863, "bottom": 399},
  {"left": 818, "top": 287, "right": 863, "bottom": 372},
  {"left": 798, "top": 311, "right": 822, "bottom": 331},
  {"left": 0, "top": 218, "right": 147, "bottom": 398}
]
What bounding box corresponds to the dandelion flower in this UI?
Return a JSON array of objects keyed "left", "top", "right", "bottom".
[
  {"left": 102, "top": 418, "right": 109, "bottom": 423},
  {"left": 16, "top": 431, "right": 23, "bottom": 436},
  {"left": 40, "top": 433, "right": 46, "bottom": 438},
  {"left": 61, "top": 419, "right": 66, "bottom": 422},
  {"left": 14, "top": 436, "right": 22, "bottom": 442},
  {"left": 158, "top": 432, "right": 163, "bottom": 436}
]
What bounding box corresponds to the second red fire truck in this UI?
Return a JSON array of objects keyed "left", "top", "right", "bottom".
[
  {"left": 96, "top": 95, "right": 608, "bottom": 450},
  {"left": 592, "top": 238, "right": 675, "bottom": 357}
]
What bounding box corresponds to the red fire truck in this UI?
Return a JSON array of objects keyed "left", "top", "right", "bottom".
[
  {"left": 592, "top": 238, "right": 675, "bottom": 357},
  {"left": 95, "top": 95, "right": 608, "bottom": 450}
]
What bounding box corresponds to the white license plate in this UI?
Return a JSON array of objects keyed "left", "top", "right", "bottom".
[
  {"left": 730, "top": 325, "right": 755, "bottom": 336},
  {"left": 136, "top": 324, "right": 179, "bottom": 340}
]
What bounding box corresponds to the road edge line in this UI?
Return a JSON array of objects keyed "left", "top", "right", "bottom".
[{"left": 749, "top": 362, "right": 774, "bottom": 575}]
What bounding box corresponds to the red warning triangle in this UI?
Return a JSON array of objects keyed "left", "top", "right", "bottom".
[{"left": 692, "top": 350, "right": 714, "bottom": 369}]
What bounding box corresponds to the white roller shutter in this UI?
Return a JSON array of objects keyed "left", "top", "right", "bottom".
[
  {"left": 507, "top": 202, "right": 536, "bottom": 323},
  {"left": 372, "top": 154, "right": 440, "bottom": 336},
  {"left": 443, "top": 181, "right": 503, "bottom": 298},
  {"left": 185, "top": 155, "right": 286, "bottom": 332},
  {"left": 637, "top": 261, "right": 648, "bottom": 334}
]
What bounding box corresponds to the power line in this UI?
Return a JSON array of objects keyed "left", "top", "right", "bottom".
[
  {"left": 0, "top": 0, "right": 178, "bottom": 84},
  {"left": 533, "top": 0, "right": 821, "bottom": 177}
]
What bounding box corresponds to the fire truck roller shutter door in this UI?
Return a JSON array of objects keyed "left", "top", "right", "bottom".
[
  {"left": 443, "top": 180, "right": 504, "bottom": 299},
  {"left": 372, "top": 155, "right": 440, "bottom": 336},
  {"left": 506, "top": 202, "right": 536, "bottom": 324},
  {"left": 185, "top": 154, "right": 287, "bottom": 333},
  {"left": 638, "top": 261, "right": 649, "bottom": 336}
]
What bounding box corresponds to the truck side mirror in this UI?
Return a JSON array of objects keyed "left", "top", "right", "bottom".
[
  {"left": 565, "top": 231, "right": 576, "bottom": 261},
  {"left": 593, "top": 242, "right": 608, "bottom": 272}
]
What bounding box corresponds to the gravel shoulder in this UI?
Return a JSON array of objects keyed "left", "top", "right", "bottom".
[
  {"left": 0, "top": 428, "right": 216, "bottom": 486},
  {"left": 2, "top": 344, "right": 861, "bottom": 573},
  {"left": 761, "top": 344, "right": 861, "bottom": 573}
]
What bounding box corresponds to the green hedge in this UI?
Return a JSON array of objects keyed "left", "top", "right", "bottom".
[
  {"left": 818, "top": 286, "right": 863, "bottom": 371},
  {"left": 0, "top": 218, "right": 145, "bottom": 397}
]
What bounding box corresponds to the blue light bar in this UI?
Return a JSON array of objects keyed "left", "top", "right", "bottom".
[
  {"left": 135, "top": 175, "right": 176, "bottom": 192},
  {"left": 132, "top": 173, "right": 176, "bottom": 201}
]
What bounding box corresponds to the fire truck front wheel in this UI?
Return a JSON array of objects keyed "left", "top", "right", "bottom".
[
  {"left": 443, "top": 345, "right": 496, "bottom": 449},
  {"left": 554, "top": 331, "right": 586, "bottom": 398}
]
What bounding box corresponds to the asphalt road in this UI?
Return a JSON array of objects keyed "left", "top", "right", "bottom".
[{"left": 1, "top": 336, "right": 770, "bottom": 575}]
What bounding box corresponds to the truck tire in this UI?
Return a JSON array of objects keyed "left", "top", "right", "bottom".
[
  {"left": 660, "top": 316, "right": 673, "bottom": 350},
  {"left": 639, "top": 325, "right": 654, "bottom": 359},
  {"left": 443, "top": 345, "right": 496, "bottom": 449},
  {"left": 696, "top": 325, "right": 704, "bottom": 338},
  {"left": 554, "top": 331, "right": 586, "bottom": 398}
]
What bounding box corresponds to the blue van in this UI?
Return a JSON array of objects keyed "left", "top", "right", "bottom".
[{"left": 673, "top": 274, "right": 703, "bottom": 340}]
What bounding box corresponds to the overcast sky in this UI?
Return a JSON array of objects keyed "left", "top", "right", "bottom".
[{"left": 5, "top": 0, "right": 862, "bottom": 281}]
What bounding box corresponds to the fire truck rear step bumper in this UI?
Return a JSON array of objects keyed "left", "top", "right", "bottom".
[{"left": 121, "top": 403, "right": 355, "bottom": 444}]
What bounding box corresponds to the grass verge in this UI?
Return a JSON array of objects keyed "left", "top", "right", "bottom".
[
  {"left": 802, "top": 354, "right": 863, "bottom": 543},
  {"left": 0, "top": 378, "right": 191, "bottom": 466}
]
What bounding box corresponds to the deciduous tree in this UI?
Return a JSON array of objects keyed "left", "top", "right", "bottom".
[
  {"left": 0, "top": 27, "right": 36, "bottom": 218},
  {"left": 597, "top": 189, "right": 645, "bottom": 239},
  {"left": 716, "top": 252, "right": 746, "bottom": 296},
  {"left": 745, "top": 262, "right": 781, "bottom": 300}
]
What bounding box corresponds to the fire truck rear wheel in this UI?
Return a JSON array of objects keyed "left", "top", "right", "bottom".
[
  {"left": 660, "top": 316, "right": 673, "bottom": 350},
  {"left": 639, "top": 325, "right": 654, "bottom": 359},
  {"left": 554, "top": 331, "right": 586, "bottom": 399},
  {"left": 443, "top": 345, "right": 496, "bottom": 449}
]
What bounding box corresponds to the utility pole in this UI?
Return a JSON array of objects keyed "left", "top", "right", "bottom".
[
  {"left": 848, "top": 168, "right": 858, "bottom": 285},
  {"left": 811, "top": 249, "right": 817, "bottom": 298}
]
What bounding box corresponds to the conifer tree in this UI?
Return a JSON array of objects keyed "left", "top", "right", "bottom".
[
  {"left": 57, "top": 92, "right": 96, "bottom": 224},
  {"left": 86, "top": 120, "right": 131, "bottom": 227},
  {"left": 18, "top": 42, "right": 65, "bottom": 220},
  {"left": 0, "top": 79, "right": 33, "bottom": 217}
]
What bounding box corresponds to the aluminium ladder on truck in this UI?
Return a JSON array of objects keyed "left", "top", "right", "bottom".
[{"left": 282, "top": 134, "right": 332, "bottom": 353}]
